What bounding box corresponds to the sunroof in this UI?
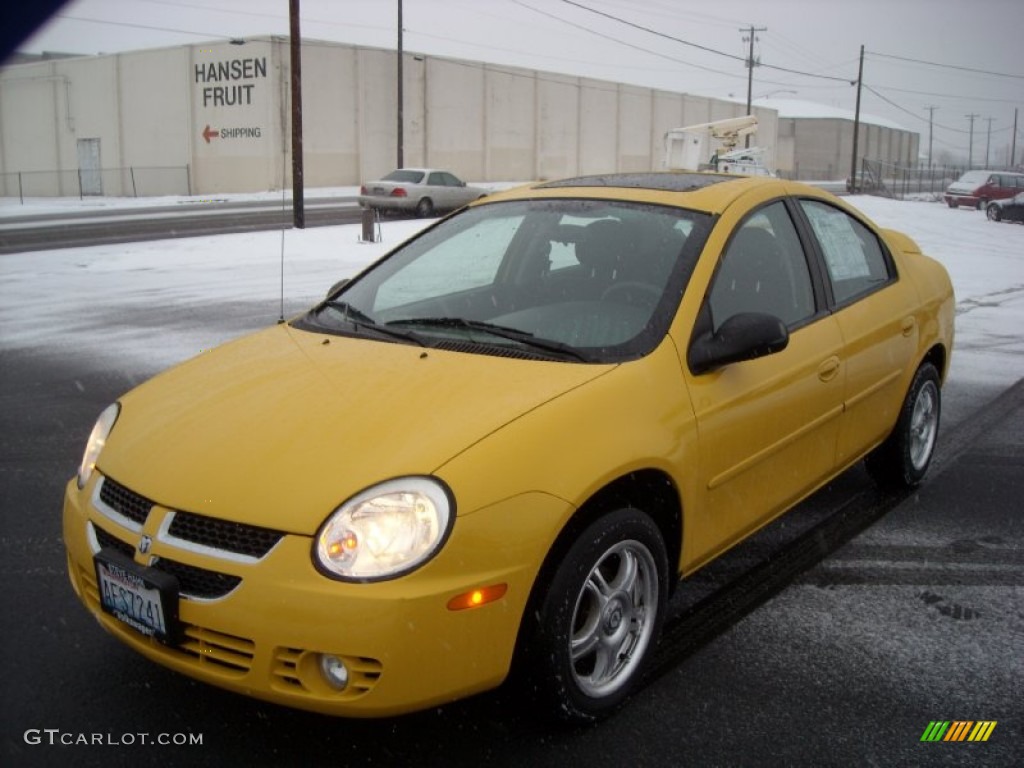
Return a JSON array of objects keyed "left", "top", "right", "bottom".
[{"left": 535, "top": 172, "right": 737, "bottom": 193}]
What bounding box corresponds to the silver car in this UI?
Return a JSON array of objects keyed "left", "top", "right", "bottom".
[{"left": 357, "top": 168, "right": 488, "bottom": 217}]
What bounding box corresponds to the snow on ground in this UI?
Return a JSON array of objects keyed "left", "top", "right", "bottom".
[{"left": 1, "top": 193, "right": 1022, "bottom": 395}]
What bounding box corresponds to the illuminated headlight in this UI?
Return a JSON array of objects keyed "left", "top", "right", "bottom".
[
  {"left": 314, "top": 477, "right": 454, "bottom": 581},
  {"left": 77, "top": 403, "right": 120, "bottom": 489}
]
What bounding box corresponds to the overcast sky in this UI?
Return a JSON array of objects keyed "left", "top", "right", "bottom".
[{"left": 19, "top": 0, "right": 1024, "bottom": 166}]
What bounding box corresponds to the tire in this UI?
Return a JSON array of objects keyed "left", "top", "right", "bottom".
[
  {"left": 415, "top": 197, "right": 434, "bottom": 218},
  {"left": 524, "top": 508, "right": 668, "bottom": 723},
  {"left": 987, "top": 204, "right": 1002, "bottom": 222},
  {"left": 946, "top": 199, "right": 958, "bottom": 209},
  {"left": 865, "top": 362, "right": 941, "bottom": 490}
]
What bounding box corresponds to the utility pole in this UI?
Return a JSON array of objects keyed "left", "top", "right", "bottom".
[
  {"left": 984, "top": 117, "right": 994, "bottom": 168},
  {"left": 289, "top": 0, "right": 304, "bottom": 228},
  {"left": 741, "top": 25, "right": 766, "bottom": 147},
  {"left": 1013, "top": 108, "right": 1019, "bottom": 167},
  {"left": 966, "top": 113, "right": 979, "bottom": 169},
  {"left": 397, "top": 0, "right": 404, "bottom": 168},
  {"left": 924, "top": 106, "right": 937, "bottom": 169},
  {"left": 850, "top": 44, "right": 864, "bottom": 191}
]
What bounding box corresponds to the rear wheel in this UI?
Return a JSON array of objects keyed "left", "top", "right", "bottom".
[
  {"left": 866, "top": 362, "right": 941, "bottom": 489},
  {"left": 946, "top": 199, "right": 958, "bottom": 209},
  {"left": 987, "top": 204, "right": 1002, "bottom": 222},
  {"left": 524, "top": 508, "right": 668, "bottom": 723},
  {"left": 415, "top": 197, "right": 434, "bottom": 218}
]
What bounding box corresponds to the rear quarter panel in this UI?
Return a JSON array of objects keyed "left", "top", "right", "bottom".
[{"left": 881, "top": 228, "right": 955, "bottom": 383}]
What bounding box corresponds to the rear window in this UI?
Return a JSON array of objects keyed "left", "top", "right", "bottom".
[{"left": 384, "top": 170, "right": 425, "bottom": 183}]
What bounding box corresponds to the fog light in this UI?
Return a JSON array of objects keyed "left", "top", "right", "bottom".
[{"left": 318, "top": 654, "right": 349, "bottom": 690}]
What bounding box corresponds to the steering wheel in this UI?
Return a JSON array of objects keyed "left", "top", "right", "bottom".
[{"left": 601, "top": 281, "right": 662, "bottom": 308}]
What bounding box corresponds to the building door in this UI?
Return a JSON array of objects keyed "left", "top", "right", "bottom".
[{"left": 77, "top": 138, "right": 102, "bottom": 195}]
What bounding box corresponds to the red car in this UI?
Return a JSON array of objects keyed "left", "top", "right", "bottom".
[{"left": 944, "top": 170, "right": 1024, "bottom": 209}]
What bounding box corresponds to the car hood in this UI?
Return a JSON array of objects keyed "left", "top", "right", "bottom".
[
  {"left": 946, "top": 181, "right": 981, "bottom": 194},
  {"left": 99, "top": 323, "right": 611, "bottom": 534}
]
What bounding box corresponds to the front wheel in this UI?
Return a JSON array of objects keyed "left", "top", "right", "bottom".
[
  {"left": 987, "top": 204, "right": 1002, "bottom": 222},
  {"left": 524, "top": 509, "right": 668, "bottom": 723},
  {"left": 866, "top": 362, "right": 941, "bottom": 489}
]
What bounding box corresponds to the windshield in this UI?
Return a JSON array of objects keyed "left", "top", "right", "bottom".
[{"left": 298, "top": 199, "right": 713, "bottom": 363}]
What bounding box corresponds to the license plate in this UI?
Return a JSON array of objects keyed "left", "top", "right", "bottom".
[{"left": 94, "top": 549, "right": 179, "bottom": 644}]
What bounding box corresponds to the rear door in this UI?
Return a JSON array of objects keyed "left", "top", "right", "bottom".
[{"left": 795, "top": 198, "right": 918, "bottom": 465}]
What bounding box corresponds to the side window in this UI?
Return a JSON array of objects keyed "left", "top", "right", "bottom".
[
  {"left": 427, "top": 172, "right": 445, "bottom": 186},
  {"left": 799, "top": 200, "right": 893, "bottom": 305},
  {"left": 708, "top": 201, "right": 815, "bottom": 330}
]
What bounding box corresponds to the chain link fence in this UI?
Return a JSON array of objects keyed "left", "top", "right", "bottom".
[
  {"left": 1, "top": 166, "right": 191, "bottom": 203},
  {"left": 850, "top": 160, "right": 968, "bottom": 200}
]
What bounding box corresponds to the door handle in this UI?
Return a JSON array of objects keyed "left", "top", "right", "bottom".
[
  {"left": 818, "top": 356, "right": 841, "bottom": 382},
  {"left": 901, "top": 316, "right": 916, "bottom": 337}
]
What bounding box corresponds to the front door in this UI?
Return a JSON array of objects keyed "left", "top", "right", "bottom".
[{"left": 685, "top": 199, "right": 845, "bottom": 569}]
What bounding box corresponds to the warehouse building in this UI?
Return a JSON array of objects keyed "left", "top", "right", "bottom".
[
  {"left": 757, "top": 97, "right": 919, "bottom": 181},
  {"left": 1, "top": 37, "right": 780, "bottom": 198},
  {"left": 1, "top": 38, "right": 917, "bottom": 198}
]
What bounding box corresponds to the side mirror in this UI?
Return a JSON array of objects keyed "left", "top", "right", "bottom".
[
  {"left": 688, "top": 312, "right": 789, "bottom": 375},
  {"left": 326, "top": 278, "right": 349, "bottom": 298}
]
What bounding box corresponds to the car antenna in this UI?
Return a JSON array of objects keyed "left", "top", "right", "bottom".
[{"left": 278, "top": 146, "right": 287, "bottom": 325}]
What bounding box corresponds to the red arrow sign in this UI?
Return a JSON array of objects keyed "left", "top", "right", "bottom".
[{"left": 202, "top": 125, "right": 220, "bottom": 143}]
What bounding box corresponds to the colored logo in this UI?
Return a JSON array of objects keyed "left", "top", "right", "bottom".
[{"left": 920, "top": 721, "right": 997, "bottom": 742}]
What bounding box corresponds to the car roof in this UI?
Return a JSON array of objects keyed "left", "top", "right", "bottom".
[{"left": 479, "top": 172, "right": 794, "bottom": 214}]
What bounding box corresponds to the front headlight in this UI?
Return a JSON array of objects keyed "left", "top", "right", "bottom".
[
  {"left": 77, "top": 403, "right": 120, "bottom": 489},
  {"left": 314, "top": 477, "right": 454, "bottom": 582}
]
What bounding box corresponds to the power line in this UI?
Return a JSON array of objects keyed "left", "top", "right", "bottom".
[
  {"left": 866, "top": 50, "right": 1024, "bottom": 80},
  {"left": 865, "top": 83, "right": 1022, "bottom": 106},
  {"left": 556, "top": 0, "right": 854, "bottom": 84},
  {"left": 509, "top": 0, "right": 747, "bottom": 80}
]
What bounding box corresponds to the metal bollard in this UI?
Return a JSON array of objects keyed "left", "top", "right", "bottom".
[{"left": 361, "top": 207, "right": 378, "bottom": 243}]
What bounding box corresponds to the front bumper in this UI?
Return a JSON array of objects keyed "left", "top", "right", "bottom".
[
  {"left": 943, "top": 194, "right": 980, "bottom": 208},
  {"left": 63, "top": 474, "right": 565, "bottom": 716}
]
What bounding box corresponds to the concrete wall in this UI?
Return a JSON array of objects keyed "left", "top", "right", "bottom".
[{"left": 1, "top": 38, "right": 786, "bottom": 196}]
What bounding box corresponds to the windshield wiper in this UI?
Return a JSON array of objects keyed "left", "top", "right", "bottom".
[
  {"left": 314, "top": 300, "right": 427, "bottom": 346},
  {"left": 387, "top": 317, "right": 588, "bottom": 361}
]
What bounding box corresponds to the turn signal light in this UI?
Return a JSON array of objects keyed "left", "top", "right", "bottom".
[{"left": 446, "top": 584, "right": 508, "bottom": 611}]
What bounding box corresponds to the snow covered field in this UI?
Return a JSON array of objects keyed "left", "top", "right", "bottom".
[{"left": 1, "top": 194, "right": 1022, "bottom": 401}]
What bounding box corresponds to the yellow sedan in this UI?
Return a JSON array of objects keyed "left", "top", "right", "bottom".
[{"left": 64, "top": 173, "right": 954, "bottom": 722}]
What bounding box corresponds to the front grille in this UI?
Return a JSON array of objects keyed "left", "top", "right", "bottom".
[
  {"left": 167, "top": 511, "right": 283, "bottom": 558},
  {"left": 90, "top": 523, "right": 241, "bottom": 600},
  {"left": 153, "top": 556, "right": 242, "bottom": 600},
  {"left": 94, "top": 524, "right": 135, "bottom": 559},
  {"left": 99, "top": 477, "right": 152, "bottom": 525},
  {"left": 97, "top": 475, "right": 284, "bottom": 561}
]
